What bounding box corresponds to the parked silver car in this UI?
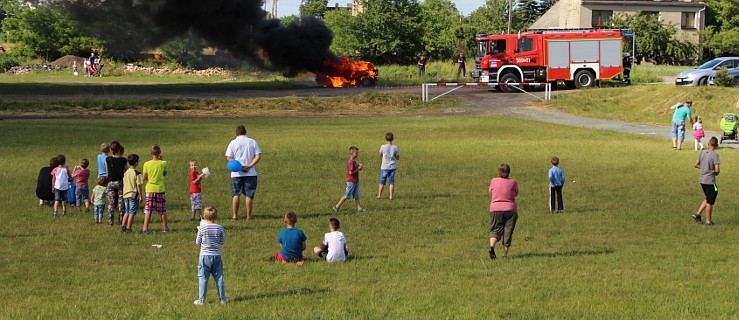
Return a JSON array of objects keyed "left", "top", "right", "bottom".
[
  {"left": 707, "top": 67, "right": 739, "bottom": 86},
  {"left": 675, "top": 57, "right": 739, "bottom": 86}
]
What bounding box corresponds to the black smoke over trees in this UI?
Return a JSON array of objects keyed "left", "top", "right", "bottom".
[{"left": 60, "top": 0, "right": 338, "bottom": 74}]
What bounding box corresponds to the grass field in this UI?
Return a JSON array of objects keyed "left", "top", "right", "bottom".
[
  {"left": 546, "top": 85, "right": 739, "bottom": 132},
  {"left": 1, "top": 116, "right": 737, "bottom": 319}
]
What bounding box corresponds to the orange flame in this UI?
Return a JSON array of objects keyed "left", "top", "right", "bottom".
[{"left": 315, "top": 57, "right": 378, "bottom": 88}]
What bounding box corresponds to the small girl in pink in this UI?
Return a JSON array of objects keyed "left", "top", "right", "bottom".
[
  {"left": 693, "top": 116, "right": 704, "bottom": 150},
  {"left": 487, "top": 163, "right": 519, "bottom": 260}
]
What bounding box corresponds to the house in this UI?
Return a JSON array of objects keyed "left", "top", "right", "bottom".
[{"left": 530, "top": 0, "right": 706, "bottom": 45}]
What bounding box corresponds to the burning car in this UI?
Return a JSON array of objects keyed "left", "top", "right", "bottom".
[{"left": 315, "top": 57, "right": 378, "bottom": 88}]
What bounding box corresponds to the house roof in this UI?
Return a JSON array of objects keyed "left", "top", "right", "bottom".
[
  {"left": 582, "top": 0, "right": 705, "bottom": 8},
  {"left": 529, "top": 0, "right": 561, "bottom": 29}
]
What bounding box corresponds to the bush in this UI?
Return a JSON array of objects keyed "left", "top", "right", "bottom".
[
  {"left": 712, "top": 66, "right": 733, "bottom": 87},
  {"left": 0, "top": 55, "right": 23, "bottom": 72}
]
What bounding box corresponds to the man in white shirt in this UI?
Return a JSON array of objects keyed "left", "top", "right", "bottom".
[{"left": 225, "top": 125, "right": 261, "bottom": 221}]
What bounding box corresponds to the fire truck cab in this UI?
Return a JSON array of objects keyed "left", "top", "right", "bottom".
[{"left": 470, "top": 29, "right": 627, "bottom": 91}]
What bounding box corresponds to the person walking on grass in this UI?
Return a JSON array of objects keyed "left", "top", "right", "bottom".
[
  {"left": 121, "top": 154, "right": 143, "bottom": 233},
  {"left": 456, "top": 53, "right": 466, "bottom": 78},
  {"left": 693, "top": 117, "right": 705, "bottom": 150},
  {"left": 417, "top": 56, "right": 427, "bottom": 77},
  {"left": 142, "top": 144, "right": 169, "bottom": 234},
  {"left": 488, "top": 163, "right": 519, "bottom": 260},
  {"left": 692, "top": 137, "right": 720, "bottom": 226},
  {"left": 548, "top": 156, "right": 565, "bottom": 213},
  {"left": 377, "top": 132, "right": 400, "bottom": 200},
  {"left": 225, "top": 125, "right": 261, "bottom": 221},
  {"left": 194, "top": 206, "right": 228, "bottom": 305},
  {"left": 333, "top": 146, "right": 366, "bottom": 212},
  {"left": 670, "top": 100, "right": 694, "bottom": 150}
]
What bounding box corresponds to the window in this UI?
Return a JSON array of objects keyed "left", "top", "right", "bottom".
[
  {"left": 592, "top": 10, "right": 612, "bottom": 27},
  {"left": 639, "top": 11, "right": 659, "bottom": 20},
  {"left": 681, "top": 12, "right": 696, "bottom": 29},
  {"left": 518, "top": 38, "right": 534, "bottom": 52}
]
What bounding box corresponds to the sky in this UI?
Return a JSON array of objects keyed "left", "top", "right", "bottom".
[{"left": 271, "top": 0, "right": 488, "bottom": 17}]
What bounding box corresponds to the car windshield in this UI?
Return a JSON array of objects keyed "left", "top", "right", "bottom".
[{"left": 697, "top": 59, "right": 722, "bottom": 69}]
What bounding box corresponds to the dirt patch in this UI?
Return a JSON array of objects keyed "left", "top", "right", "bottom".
[{"left": 49, "top": 55, "right": 86, "bottom": 67}]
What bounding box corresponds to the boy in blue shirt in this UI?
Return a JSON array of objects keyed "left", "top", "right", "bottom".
[
  {"left": 548, "top": 156, "right": 566, "bottom": 213},
  {"left": 273, "top": 211, "right": 307, "bottom": 265}
]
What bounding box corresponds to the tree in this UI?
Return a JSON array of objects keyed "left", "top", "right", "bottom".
[
  {"left": 611, "top": 13, "right": 696, "bottom": 65},
  {"left": 350, "top": 0, "right": 423, "bottom": 64},
  {"left": 513, "top": 0, "right": 541, "bottom": 30},
  {"left": 159, "top": 30, "right": 209, "bottom": 68},
  {"left": 466, "top": 0, "right": 508, "bottom": 36},
  {"left": 323, "top": 9, "right": 359, "bottom": 57},
  {"left": 1, "top": 5, "right": 100, "bottom": 61},
  {"left": 419, "top": 0, "right": 462, "bottom": 60},
  {"left": 300, "top": 0, "right": 328, "bottom": 18},
  {"left": 702, "top": 0, "right": 739, "bottom": 57}
]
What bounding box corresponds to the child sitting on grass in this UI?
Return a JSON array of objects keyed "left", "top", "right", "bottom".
[
  {"left": 313, "top": 218, "right": 349, "bottom": 262},
  {"left": 92, "top": 176, "right": 107, "bottom": 224},
  {"left": 194, "top": 206, "right": 228, "bottom": 305},
  {"left": 272, "top": 211, "right": 307, "bottom": 265}
]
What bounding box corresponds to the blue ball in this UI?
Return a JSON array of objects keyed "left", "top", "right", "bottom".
[{"left": 227, "top": 160, "right": 242, "bottom": 172}]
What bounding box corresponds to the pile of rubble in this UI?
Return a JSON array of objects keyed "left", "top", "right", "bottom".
[
  {"left": 123, "top": 64, "right": 234, "bottom": 76},
  {"left": 7, "top": 64, "right": 63, "bottom": 74}
]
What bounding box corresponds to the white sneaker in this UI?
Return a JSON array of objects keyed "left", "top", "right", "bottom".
[
  {"left": 220, "top": 298, "right": 229, "bottom": 304},
  {"left": 357, "top": 208, "right": 367, "bottom": 213},
  {"left": 332, "top": 205, "right": 340, "bottom": 212},
  {"left": 193, "top": 300, "right": 204, "bottom": 305}
]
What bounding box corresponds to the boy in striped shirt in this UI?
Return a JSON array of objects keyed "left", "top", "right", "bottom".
[{"left": 194, "top": 207, "right": 228, "bottom": 305}]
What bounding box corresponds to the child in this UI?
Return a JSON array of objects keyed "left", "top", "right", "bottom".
[
  {"left": 106, "top": 141, "right": 127, "bottom": 225},
  {"left": 693, "top": 137, "right": 720, "bottom": 226},
  {"left": 121, "top": 154, "right": 143, "bottom": 233},
  {"left": 51, "top": 154, "right": 71, "bottom": 217},
  {"left": 313, "top": 218, "right": 349, "bottom": 262},
  {"left": 71, "top": 158, "right": 91, "bottom": 212},
  {"left": 97, "top": 143, "right": 110, "bottom": 178},
  {"left": 693, "top": 117, "right": 705, "bottom": 150},
  {"left": 142, "top": 144, "right": 169, "bottom": 234},
  {"left": 273, "top": 211, "right": 307, "bottom": 265},
  {"left": 92, "top": 176, "right": 107, "bottom": 224},
  {"left": 189, "top": 160, "right": 207, "bottom": 221},
  {"left": 548, "top": 156, "right": 565, "bottom": 213},
  {"left": 377, "top": 132, "right": 400, "bottom": 200},
  {"left": 194, "top": 206, "right": 228, "bottom": 305},
  {"left": 333, "top": 146, "right": 366, "bottom": 212}
]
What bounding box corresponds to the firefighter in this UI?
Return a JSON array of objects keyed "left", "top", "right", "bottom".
[
  {"left": 417, "top": 56, "right": 427, "bottom": 77},
  {"left": 456, "top": 53, "right": 466, "bottom": 78}
]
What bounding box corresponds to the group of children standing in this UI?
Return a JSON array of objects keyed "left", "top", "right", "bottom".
[{"left": 49, "top": 142, "right": 170, "bottom": 234}]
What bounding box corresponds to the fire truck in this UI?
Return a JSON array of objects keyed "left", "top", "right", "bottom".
[{"left": 470, "top": 29, "right": 629, "bottom": 91}]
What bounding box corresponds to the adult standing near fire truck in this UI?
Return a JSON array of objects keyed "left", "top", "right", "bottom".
[
  {"left": 417, "top": 56, "right": 427, "bottom": 77},
  {"left": 456, "top": 53, "right": 466, "bottom": 78},
  {"left": 670, "top": 100, "right": 694, "bottom": 151},
  {"left": 226, "top": 125, "right": 261, "bottom": 221}
]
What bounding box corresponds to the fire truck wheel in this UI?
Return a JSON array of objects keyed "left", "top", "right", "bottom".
[
  {"left": 499, "top": 73, "right": 520, "bottom": 93},
  {"left": 574, "top": 70, "right": 595, "bottom": 89}
]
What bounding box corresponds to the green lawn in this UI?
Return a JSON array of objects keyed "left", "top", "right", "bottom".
[
  {"left": 0, "top": 116, "right": 737, "bottom": 319},
  {"left": 546, "top": 85, "right": 739, "bottom": 132}
]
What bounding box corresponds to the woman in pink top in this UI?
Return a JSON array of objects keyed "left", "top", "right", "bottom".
[{"left": 488, "top": 163, "right": 519, "bottom": 260}]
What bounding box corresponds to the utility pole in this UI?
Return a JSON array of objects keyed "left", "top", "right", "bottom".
[
  {"left": 507, "top": 0, "right": 513, "bottom": 34},
  {"left": 272, "top": 0, "right": 278, "bottom": 17}
]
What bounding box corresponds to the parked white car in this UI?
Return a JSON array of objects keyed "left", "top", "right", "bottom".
[{"left": 675, "top": 57, "right": 739, "bottom": 86}]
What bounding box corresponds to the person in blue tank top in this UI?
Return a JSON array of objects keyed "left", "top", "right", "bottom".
[{"left": 671, "top": 100, "right": 694, "bottom": 150}]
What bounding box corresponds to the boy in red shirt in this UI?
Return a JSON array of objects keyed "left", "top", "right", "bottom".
[
  {"left": 333, "top": 146, "right": 366, "bottom": 212},
  {"left": 190, "top": 160, "right": 207, "bottom": 221}
]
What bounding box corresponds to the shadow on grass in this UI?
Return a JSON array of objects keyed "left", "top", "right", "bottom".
[
  {"left": 252, "top": 212, "right": 339, "bottom": 220},
  {"left": 511, "top": 248, "right": 615, "bottom": 259},
  {"left": 233, "top": 287, "right": 330, "bottom": 302}
]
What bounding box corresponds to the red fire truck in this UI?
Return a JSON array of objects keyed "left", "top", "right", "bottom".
[{"left": 470, "top": 29, "right": 629, "bottom": 91}]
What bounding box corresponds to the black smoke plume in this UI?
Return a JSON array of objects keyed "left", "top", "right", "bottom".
[{"left": 61, "top": 0, "right": 337, "bottom": 75}]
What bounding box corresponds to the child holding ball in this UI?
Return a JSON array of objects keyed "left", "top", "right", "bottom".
[{"left": 189, "top": 160, "right": 207, "bottom": 221}]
